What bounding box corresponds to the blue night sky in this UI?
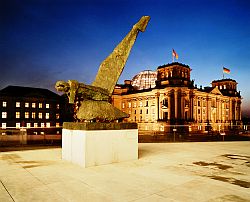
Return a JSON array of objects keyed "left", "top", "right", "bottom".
[{"left": 1, "top": 0, "right": 250, "bottom": 116}]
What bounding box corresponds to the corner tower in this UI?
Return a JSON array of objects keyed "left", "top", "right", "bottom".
[
  {"left": 156, "top": 62, "right": 192, "bottom": 87},
  {"left": 212, "top": 79, "right": 240, "bottom": 97}
]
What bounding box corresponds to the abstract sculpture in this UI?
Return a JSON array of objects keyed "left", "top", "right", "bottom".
[{"left": 55, "top": 16, "right": 150, "bottom": 121}]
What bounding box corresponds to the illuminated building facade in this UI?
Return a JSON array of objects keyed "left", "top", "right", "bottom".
[
  {"left": 112, "top": 62, "right": 242, "bottom": 133},
  {"left": 0, "top": 86, "right": 63, "bottom": 135}
]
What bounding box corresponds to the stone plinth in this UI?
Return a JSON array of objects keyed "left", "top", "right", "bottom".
[{"left": 62, "top": 122, "right": 138, "bottom": 168}]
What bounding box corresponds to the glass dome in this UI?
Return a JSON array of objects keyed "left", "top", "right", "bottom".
[{"left": 131, "top": 70, "right": 157, "bottom": 90}]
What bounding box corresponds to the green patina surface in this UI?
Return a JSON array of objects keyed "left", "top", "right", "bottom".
[{"left": 63, "top": 122, "right": 138, "bottom": 130}]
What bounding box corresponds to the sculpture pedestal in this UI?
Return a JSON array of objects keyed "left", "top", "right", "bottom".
[{"left": 62, "top": 122, "right": 138, "bottom": 168}]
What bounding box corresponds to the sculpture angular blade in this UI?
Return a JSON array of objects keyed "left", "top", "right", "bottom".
[{"left": 92, "top": 16, "right": 150, "bottom": 95}]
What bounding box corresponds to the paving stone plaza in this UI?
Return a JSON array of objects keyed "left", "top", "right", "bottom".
[{"left": 1, "top": 142, "right": 249, "bottom": 202}]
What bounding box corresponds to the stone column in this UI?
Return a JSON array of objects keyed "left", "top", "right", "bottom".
[
  {"left": 155, "top": 92, "right": 160, "bottom": 121},
  {"left": 207, "top": 97, "right": 211, "bottom": 122},
  {"left": 189, "top": 94, "right": 193, "bottom": 121},
  {"left": 174, "top": 90, "right": 178, "bottom": 119},
  {"left": 229, "top": 98, "right": 232, "bottom": 121},
  {"left": 168, "top": 93, "right": 171, "bottom": 120}
]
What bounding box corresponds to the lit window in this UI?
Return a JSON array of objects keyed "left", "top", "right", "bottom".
[
  {"left": 46, "top": 122, "right": 50, "bottom": 128},
  {"left": 133, "top": 102, "right": 137, "bottom": 108},
  {"left": 57, "top": 131, "right": 60, "bottom": 134},
  {"left": 16, "top": 102, "right": 20, "bottom": 107},
  {"left": 56, "top": 114, "right": 60, "bottom": 119},
  {"left": 139, "top": 101, "right": 143, "bottom": 107},
  {"left": 41, "top": 123, "right": 45, "bottom": 128},
  {"left": 152, "top": 108, "right": 155, "bottom": 114},
  {"left": 2, "top": 101, "right": 7, "bottom": 107},
  {"left": 224, "top": 85, "right": 226, "bottom": 89},
  {"left": 25, "top": 112, "right": 29, "bottom": 119},
  {"left": 32, "top": 103, "right": 36, "bottom": 108},
  {"left": 2, "top": 112, "right": 7, "bottom": 118},
  {"left": 16, "top": 123, "right": 20, "bottom": 128},
  {"left": 25, "top": 103, "right": 29, "bottom": 108},
  {"left": 46, "top": 104, "right": 50, "bottom": 109},
  {"left": 39, "top": 103, "right": 42, "bottom": 108},
  {"left": 46, "top": 113, "right": 49, "bottom": 119},
  {"left": 122, "top": 102, "right": 125, "bottom": 109},
  {"left": 56, "top": 123, "right": 60, "bottom": 127},
  {"left": 34, "top": 123, "right": 38, "bottom": 128},
  {"left": 39, "top": 113, "right": 43, "bottom": 119},
  {"left": 32, "top": 112, "right": 36, "bottom": 119},
  {"left": 56, "top": 104, "right": 60, "bottom": 109},
  {"left": 16, "top": 112, "right": 20, "bottom": 118},
  {"left": 1, "top": 123, "right": 6, "bottom": 129},
  {"left": 128, "top": 102, "right": 131, "bottom": 108},
  {"left": 41, "top": 132, "right": 44, "bottom": 135},
  {"left": 26, "top": 123, "right": 31, "bottom": 128}
]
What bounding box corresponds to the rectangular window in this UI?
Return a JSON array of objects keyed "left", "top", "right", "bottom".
[
  {"left": 16, "top": 112, "right": 20, "bottom": 118},
  {"left": 2, "top": 101, "right": 7, "bottom": 107},
  {"left": 26, "top": 123, "right": 31, "bottom": 128},
  {"left": 34, "top": 123, "right": 38, "bottom": 128},
  {"left": 2, "top": 112, "right": 7, "bottom": 118},
  {"left": 16, "top": 123, "right": 20, "bottom": 128},
  {"left": 128, "top": 102, "right": 131, "bottom": 108},
  {"left": 46, "top": 122, "right": 50, "bottom": 128},
  {"left": 39, "top": 113, "right": 43, "bottom": 119},
  {"left": 1, "top": 123, "right": 6, "bottom": 129},
  {"left": 139, "top": 101, "right": 143, "bottom": 107},
  {"left": 122, "top": 102, "right": 125, "bottom": 109},
  {"left": 46, "top": 104, "right": 50, "bottom": 109},
  {"left": 16, "top": 102, "right": 20, "bottom": 107},
  {"left": 56, "top": 104, "right": 60, "bottom": 109},
  {"left": 41, "top": 123, "right": 45, "bottom": 128},
  {"left": 46, "top": 113, "right": 49, "bottom": 119},
  {"left": 152, "top": 108, "right": 155, "bottom": 114},
  {"left": 133, "top": 102, "right": 137, "bottom": 108},
  {"left": 145, "top": 101, "right": 148, "bottom": 107},
  {"left": 56, "top": 113, "right": 60, "bottom": 119},
  {"left": 32, "top": 112, "right": 36, "bottom": 119},
  {"left": 39, "top": 103, "right": 42, "bottom": 108},
  {"left": 25, "top": 102, "right": 29, "bottom": 108},
  {"left": 32, "top": 103, "right": 36, "bottom": 108},
  {"left": 140, "top": 109, "right": 142, "bottom": 114},
  {"left": 56, "top": 123, "right": 60, "bottom": 127},
  {"left": 25, "top": 112, "right": 29, "bottom": 119}
]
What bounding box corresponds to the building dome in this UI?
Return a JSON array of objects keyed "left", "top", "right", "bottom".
[{"left": 131, "top": 70, "right": 157, "bottom": 90}]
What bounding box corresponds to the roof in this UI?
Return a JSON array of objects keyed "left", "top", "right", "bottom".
[
  {"left": 157, "top": 62, "right": 190, "bottom": 69},
  {"left": 0, "top": 86, "right": 61, "bottom": 99},
  {"left": 212, "top": 78, "right": 237, "bottom": 83}
]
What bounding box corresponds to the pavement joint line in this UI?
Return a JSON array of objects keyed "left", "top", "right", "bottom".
[{"left": 0, "top": 180, "right": 15, "bottom": 202}]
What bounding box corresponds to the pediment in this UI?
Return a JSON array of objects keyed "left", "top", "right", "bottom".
[{"left": 210, "top": 86, "right": 223, "bottom": 95}]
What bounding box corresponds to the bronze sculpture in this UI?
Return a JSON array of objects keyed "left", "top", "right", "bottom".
[{"left": 55, "top": 16, "right": 150, "bottom": 121}]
